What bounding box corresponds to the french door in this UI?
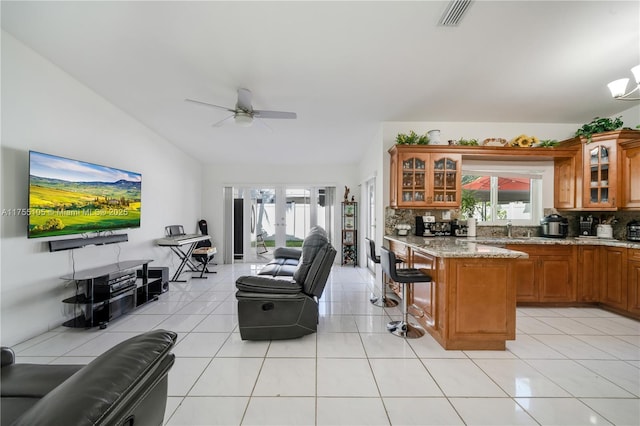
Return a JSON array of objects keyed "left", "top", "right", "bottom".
[{"left": 230, "top": 186, "right": 334, "bottom": 262}]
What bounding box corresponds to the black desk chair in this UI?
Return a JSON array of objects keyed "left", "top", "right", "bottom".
[
  {"left": 366, "top": 238, "right": 399, "bottom": 308},
  {"left": 380, "top": 246, "right": 432, "bottom": 339}
]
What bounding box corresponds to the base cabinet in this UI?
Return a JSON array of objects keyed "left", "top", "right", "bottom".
[
  {"left": 508, "top": 245, "right": 576, "bottom": 303},
  {"left": 628, "top": 249, "right": 640, "bottom": 316},
  {"left": 600, "top": 247, "right": 628, "bottom": 311},
  {"left": 411, "top": 250, "right": 437, "bottom": 325},
  {"left": 512, "top": 258, "right": 537, "bottom": 302},
  {"left": 577, "top": 246, "right": 600, "bottom": 302}
]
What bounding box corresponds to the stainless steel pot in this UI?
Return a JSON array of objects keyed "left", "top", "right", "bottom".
[{"left": 540, "top": 214, "right": 568, "bottom": 238}]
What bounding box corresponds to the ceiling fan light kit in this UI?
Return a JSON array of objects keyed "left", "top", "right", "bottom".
[
  {"left": 234, "top": 112, "right": 253, "bottom": 127},
  {"left": 607, "top": 64, "right": 640, "bottom": 100},
  {"left": 186, "top": 88, "right": 297, "bottom": 127}
]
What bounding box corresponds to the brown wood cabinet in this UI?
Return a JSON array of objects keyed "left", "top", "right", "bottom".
[
  {"left": 620, "top": 140, "right": 640, "bottom": 209},
  {"left": 554, "top": 155, "right": 578, "bottom": 210},
  {"left": 507, "top": 245, "right": 576, "bottom": 303},
  {"left": 389, "top": 145, "right": 461, "bottom": 208},
  {"left": 583, "top": 140, "right": 617, "bottom": 209},
  {"left": 600, "top": 246, "right": 628, "bottom": 311},
  {"left": 628, "top": 248, "right": 640, "bottom": 316},
  {"left": 577, "top": 246, "right": 600, "bottom": 302},
  {"left": 411, "top": 250, "right": 437, "bottom": 326},
  {"left": 554, "top": 130, "right": 640, "bottom": 211}
]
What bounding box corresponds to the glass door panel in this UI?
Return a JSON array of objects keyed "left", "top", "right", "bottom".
[
  {"left": 432, "top": 156, "right": 459, "bottom": 205},
  {"left": 401, "top": 156, "right": 428, "bottom": 204},
  {"left": 587, "top": 145, "right": 612, "bottom": 205},
  {"left": 284, "top": 188, "right": 310, "bottom": 248},
  {"left": 232, "top": 186, "right": 334, "bottom": 262}
]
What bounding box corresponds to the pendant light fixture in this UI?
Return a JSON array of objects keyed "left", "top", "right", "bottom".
[{"left": 608, "top": 65, "right": 640, "bottom": 101}]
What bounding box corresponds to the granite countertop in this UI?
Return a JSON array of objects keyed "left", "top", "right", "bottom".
[
  {"left": 469, "top": 236, "right": 640, "bottom": 249},
  {"left": 384, "top": 235, "right": 529, "bottom": 259},
  {"left": 385, "top": 234, "right": 640, "bottom": 258}
]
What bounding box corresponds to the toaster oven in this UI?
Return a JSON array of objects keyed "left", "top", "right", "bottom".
[{"left": 628, "top": 220, "right": 640, "bottom": 241}]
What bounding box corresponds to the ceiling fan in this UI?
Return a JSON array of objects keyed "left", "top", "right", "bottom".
[{"left": 185, "top": 88, "right": 297, "bottom": 127}]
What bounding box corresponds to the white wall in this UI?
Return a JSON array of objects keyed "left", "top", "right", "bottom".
[
  {"left": 356, "top": 124, "right": 385, "bottom": 266},
  {"left": 614, "top": 104, "right": 640, "bottom": 129},
  {"left": 0, "top": 33, "right": 203, "bottom": 346},
  {"left": 202, "top": 163, "right": 359, "bottom": 263}
]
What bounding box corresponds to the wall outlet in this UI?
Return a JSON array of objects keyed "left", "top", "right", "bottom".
[{"left": 442, "top": 210, "right": 452, "bottom": 220}]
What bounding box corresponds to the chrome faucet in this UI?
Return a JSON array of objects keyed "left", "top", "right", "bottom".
[{"left": 506, "top": 221, "right": 512, "bottom": 238}]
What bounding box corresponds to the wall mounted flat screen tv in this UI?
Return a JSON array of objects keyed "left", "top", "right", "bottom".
[{"left": 28, "top": 151, "right": 141, "bottom": 238}]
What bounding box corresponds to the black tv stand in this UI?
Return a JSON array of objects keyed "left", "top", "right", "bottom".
[{"left": 61, "top": 260, "right": 164, "bottom": 329}]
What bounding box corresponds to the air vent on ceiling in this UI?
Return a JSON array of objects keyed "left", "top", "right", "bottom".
[{"left": 438, "top": 0, "right": 474, "bottom": 26}]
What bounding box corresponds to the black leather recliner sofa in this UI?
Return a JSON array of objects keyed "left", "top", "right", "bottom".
[
  {"left": 1, "top": 329, "right": 177, "bottom": 426},
  {"left": 235, "top": 226, "right": 336, "bottom": 340}
]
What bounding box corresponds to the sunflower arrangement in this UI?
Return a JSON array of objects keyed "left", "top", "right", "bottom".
[{"left": 510, "top": 134, "right": 539, "bottom": 147}]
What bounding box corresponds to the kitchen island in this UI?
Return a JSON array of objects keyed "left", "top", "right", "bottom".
[{"left": 384, "top": 235, "right": 528, "bottom": 350}]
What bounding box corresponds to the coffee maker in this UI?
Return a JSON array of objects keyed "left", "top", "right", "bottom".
[
  {"left": 415, "top": 215, "right": 437, "bottom": 236},
  {"left": 579, "top": 215, "right": 597, "bottom": 237}
]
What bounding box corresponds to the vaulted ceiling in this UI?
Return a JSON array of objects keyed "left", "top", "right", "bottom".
[{"left": 2, "top": 1, "right": 639, "bottom": 165}]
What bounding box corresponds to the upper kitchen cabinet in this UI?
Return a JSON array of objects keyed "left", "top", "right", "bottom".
[
  {"left": 389, "top": 145, "right": 460, "bottom": 208},
  {"left": 554, "top": 130, "right": 640, "bottom": 211},
  {"left": 583, "top": 139, "right": 617, "bottom": 209},
  {"left": 620, "top": 138, "right": 640, "bottom": 209}
]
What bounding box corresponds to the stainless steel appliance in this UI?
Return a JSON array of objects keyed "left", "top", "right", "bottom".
[
  {"left": 415, "top": 216, "right": 466, "bottom": 237},
  {"left": 627, "top": 220, "right": 640, "bottom": 241},
  {"left": 541, "top": 214, "right": 568, "bottom": 238}
]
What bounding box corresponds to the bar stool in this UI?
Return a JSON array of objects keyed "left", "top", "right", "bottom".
[
  {"left": 380, "top": 247, "right": 432, "bottom": 339},
  {"left": 366, "top": 238, "right": 400, "bottom": 308}
]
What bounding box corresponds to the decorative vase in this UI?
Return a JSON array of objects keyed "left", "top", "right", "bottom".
[{"left": 428, "top": 129, "right": 442, "bottom": 145}]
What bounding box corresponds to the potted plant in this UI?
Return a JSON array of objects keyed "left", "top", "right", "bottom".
[
  {"left": 574, "top": 116, "right": 623, "bottom": 143},
  {"left": 460, "top": 189, "right": 478, "bottom": 219},
  {"left": 395, "top": 130, "right": 429, "bottom": 145}
]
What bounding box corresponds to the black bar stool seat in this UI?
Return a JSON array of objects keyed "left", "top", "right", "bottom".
[
  {"left": 380, "top": 246, "right": 432, "bottom": 339},
  {"left": 366, "top": 238, "right": 402, "bottom": 308}
]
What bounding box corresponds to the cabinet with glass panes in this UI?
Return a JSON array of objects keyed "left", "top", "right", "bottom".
[
  {"left": 584, "top": 140, "right": 616, "bottom": 208},
  {"left": 389, "top": 145, "right": 461, "bottom": 208}
]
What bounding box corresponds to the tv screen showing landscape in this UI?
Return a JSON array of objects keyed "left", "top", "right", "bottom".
[{"left": 28, "top": 151, "right": 141, "bottom": 238}]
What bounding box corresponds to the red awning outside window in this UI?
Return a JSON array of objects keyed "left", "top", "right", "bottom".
[{"left": 462, "top": 176, "right": 530, "bottom": 202}]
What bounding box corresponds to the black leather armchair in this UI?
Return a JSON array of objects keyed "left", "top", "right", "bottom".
[
  {"left": 1, "top": 329, "right": 177, "bottom": 426},
  {"left": 235, "top": 226, "right": 336, "bottom": 340}
]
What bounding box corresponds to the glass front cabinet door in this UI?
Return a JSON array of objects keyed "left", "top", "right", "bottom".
[
  {"left": 399, "top": 153, "right": 429, "bottom": 206},
  {"left": 429, "top": 154, "right": 461, "bottom": 207},
  {"left": 583, "top": 140, "right": 617, "bottom": 209}
]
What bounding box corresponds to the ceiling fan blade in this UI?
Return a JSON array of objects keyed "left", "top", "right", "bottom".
[
  {"left": 185, "top": 98, "right": 235, "bottom": 113},
  {"left": 236, "top": 88, "right": 253, "bottom": 112},
  {"left": 254, "top": 118, "right": 274, "bottom": 132},
  {"left": 253, "top": 110, "right": 297, "bottom": 119},
  {"left": 212, "top": 114, "right": 235, "bottom": 127}
]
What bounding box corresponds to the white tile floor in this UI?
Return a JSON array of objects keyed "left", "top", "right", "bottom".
[{"left": 12, "top": 264, "right": 640, "bottom": 425}]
